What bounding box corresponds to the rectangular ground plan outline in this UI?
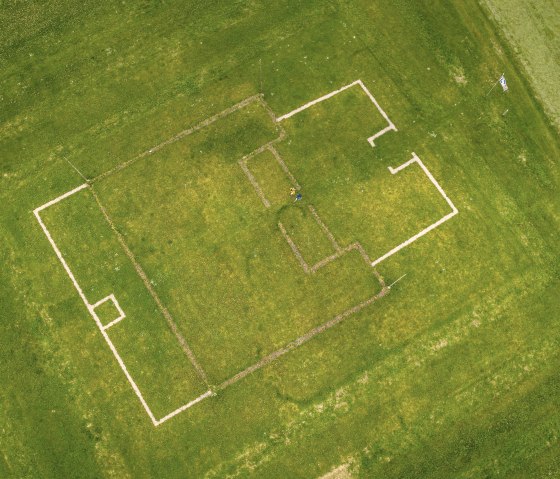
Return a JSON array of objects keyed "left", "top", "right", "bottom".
[
  {"left": 33, "top": 185, "right": 213, "bottom": 426},
  {"left": 34, "top": 180, "right": 387, "bottom": 426},
  {"left": 33, "top": 81, "right": 458, "bottom": 426}
]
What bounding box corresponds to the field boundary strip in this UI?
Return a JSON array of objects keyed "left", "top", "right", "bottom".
[
  {"left": 275, "top": 79, "right": 397, "bottom": 147},
  {"left": 370, "top": 152, "right": 459, "bottom": 267}
]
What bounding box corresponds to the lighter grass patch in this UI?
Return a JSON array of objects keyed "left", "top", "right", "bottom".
[
  {"left": 0, "top": 114, "right": 31, "bottom": 141},
  {"left": 431, "top": 338, "right": 448, "bottom": 351},
  {"left": 481, "top": 0, "right": 560, "bottom": 130},
  {"left": 319, "top": 460, "right": 357, "bottom": 479},
  {"left": 450, "top": 65, "right": 468, "bottom": 85},
  {"left": 39, "top": 317, "right": 131, "bottom": 478},
  {"left": 204, "top": 442, "right": 269, "bottom": 479}
]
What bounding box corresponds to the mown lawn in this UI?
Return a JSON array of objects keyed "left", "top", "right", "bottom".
[{"left": 1, "top": 1, "right": 559, "bottom": 478}]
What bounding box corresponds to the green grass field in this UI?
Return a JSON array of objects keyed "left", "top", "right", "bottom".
[
  {"left": 481, "top": 0, "right": 560, "bottom": 132},
  {"left": 1, "top": 1, "right": 559, "bottom": 478}
]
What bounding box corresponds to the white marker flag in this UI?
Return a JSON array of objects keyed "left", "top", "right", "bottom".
[{"left": 499, "top": 74, "right": 508, "bottom": 92}]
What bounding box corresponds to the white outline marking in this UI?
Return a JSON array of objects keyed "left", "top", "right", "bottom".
[
  {"left": 33, "top": 184, "right": 208, "bottom": 427},
  {"left": 276, "top": 81, "right": 359, "bottom": 121},
  {"left": 367, "top": 124, "right": 395, "bottom": 147},
  {"left": 371, "top": 152, "right": 458, "bottom": 267},
  {"left": 35, "top": 183, "right": 386, "bottom": 426},
  {"left": 92, "top": 294, "right": 126, "bottom": 330},
  {"left": 34, "top": 183, "right": 89, "bottom": 214},
  {"left": 34, "top": 88, "right": 409, "bottom": 426},
  {"left": 154, "top": 390, "right": 213, "bottom": 426},
  {"left": 276, "top": 79, "right": 397, "bottom": 147}
]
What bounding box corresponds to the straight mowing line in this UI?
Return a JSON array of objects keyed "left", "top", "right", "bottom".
[
  {"left": 388, "top": 274, "right": 407, "bottom": 289},
  {"left": 89, "top": 187, "right": 211, "bottom": 388},
  {"left": 63, "top": 157, "right": 89, "bottom": 183}
]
